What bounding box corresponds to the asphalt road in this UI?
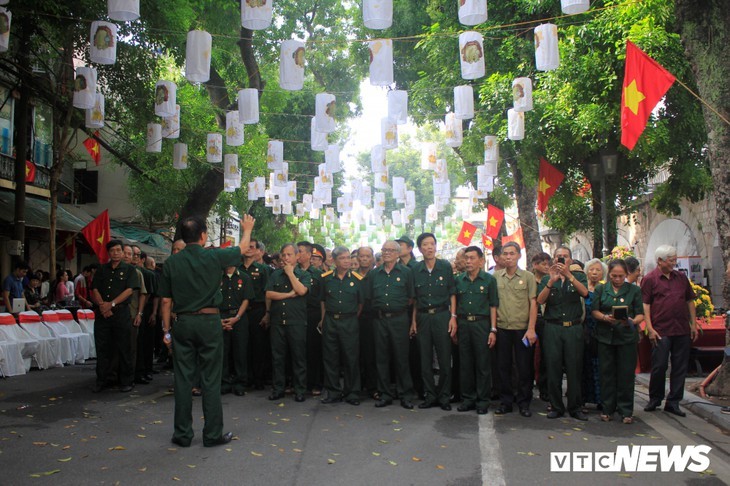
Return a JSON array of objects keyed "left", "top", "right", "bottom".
[{"left": 1, "top": 363, "right": 729, "bottom": 485}]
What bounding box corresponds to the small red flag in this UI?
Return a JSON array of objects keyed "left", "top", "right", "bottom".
[
  {"left": 537, "top": 157, "right": 564, "bottom": 213},
  {"left": 220, "top": 240, "right": 232, "bottom": 248},
  {"left": 481, "top": 233, "right": 494, "bottom": 251},
  {"left": 64, "top": 233, "right": 76, "bottom": 262},
  {"left": 456, "top": 221, "right": 477, "bottom": 246},
  {"left": 81, "top": 209, "right": 111, "bottom": 263},
  {"left": 25, "top": 160, "right": 36, "bottom": 183},
  {"left": 501, "top": 227, "right": 524, "bottom": 249},
  {"left": 83, "top": 133, "right": 101, "bottom": 166},
  {"left": 620, "top": 41, "right": 676, "bottom": 150},
  {"left": 485, "top": 205, "right": 504, "bottom": 240}
]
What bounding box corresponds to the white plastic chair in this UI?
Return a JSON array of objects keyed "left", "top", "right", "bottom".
[
  {"left": 0, "top": 313, "right": 26, "bottom": 376},
  {"left": 55, "top": 309, "right": 91, "bottom": 363},
  {"left": 17, "top": 311, "right": 63, "bottom": 369},
  {"left": 76, "top": 309, "right": 96, "bottom": 358},
  {"left": 40, "top": 310, "right": 81, "bottom": 365}
]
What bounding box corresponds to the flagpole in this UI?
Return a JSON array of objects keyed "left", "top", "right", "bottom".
[{"left": 673, "top": 77, "right": 730, "bottom": 126}]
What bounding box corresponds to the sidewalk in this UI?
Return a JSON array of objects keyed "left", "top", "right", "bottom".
[{"left": 636, "top": 372, "right": 730, "bottom": 433}]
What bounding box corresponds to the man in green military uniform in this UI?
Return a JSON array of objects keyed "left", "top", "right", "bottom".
[
  {"left": 455, "top": 246, "right": 499, "bottom": 415},
  {"left": 266, "top": 244, "right": 312, "bottom": 402},
  {"left": 396, "top": 235, "right": 421, "bottom": 398},
  {"left": 367, "top": 240, "right": 416, "bottom": 409},
  {"left": 91, "top": 239, "right": 140, "bottom": 393},
  {"left": 356, "top": 246, "right": 378, "bottom": 399},
  {"left": 241, "top": 238, "right": 271, "bottom": 390},
  {"left": 411, "top": 233, "right": 457, "bottom": 411},
  {"left": 298, "top": 241, "right": 324, "bottom": 395},
  {"left": 220, "top": 265, "right": 255, "bottom": 396},
  {"left": 537, "top": 246, "right": 589, "bottom": 421},
  {"left": 159, "top": 214, "right": 255, "bottom": 448},
  {"left": 319, "top": 246, "right": 364, "bottom": 405}
]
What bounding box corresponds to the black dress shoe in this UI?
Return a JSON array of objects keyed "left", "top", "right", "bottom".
[
  {"left": 570, "top": 411, "right": 588, "bottom": 421},
  {"left": 346, "top": 399, "right": 360, "bottom": 406},
  {"left": 519, "top": 408, "right": 532, "bottom": 418},
  {"left": 450, "top": 395, "right": 462, "bottom": 403},
  {"left": 134, "top": 377, "right": 150, "bottom": 385},
  {"left": 374, "top": 398, "right": 393, "bottom": 408},
  {"left": 204, "top": 432, "right": 233, "bottom": 447},
  {"left": 476, "top": 407, "right": 488, "bottom": 415},
  {"left": 644, "top": 401, "right": 661, "bottom": 412},
  {"left": 294, "top": 394, "right": 305, "bottom": 402},
  {"left": 400, "top": 400, "right": 414, "bottom": 410},
  {"left": 418, "top": 401, "right": 435, "bottom": 409},
  {"left": 494, "top": 405, "right": 513, "bottom": 415},
  {"left": 171, "top": 436, "right": 191, "bottom": 448},
  {"left": 664, "top": 406, "right": 686, "bottom": 417},
  {"left": 233, "top": 389, "right": 246, "bottom": 397},
  {"left": 457, "top": 403, "right": 476, "bottom": 412},
  {"left": 547, "top": 410, "right": 564, "bottom": 419},
  {"left": 143, "top": 373, "right": 154, "bottom": 381},
  {"left": 321, "top": 396, "right": 342, "bottom": 404},
  {"left": 91, "top": 383, "right": 105, "bottom": 393},
  {"left": 268, "top": 392, "right": 285, "bottom": 401},
  {"left": 440, "top": 404, "right": 452, "bottom": 411},
  {"left": 119, "top": 385, "right": 134, "bottom": 393}
]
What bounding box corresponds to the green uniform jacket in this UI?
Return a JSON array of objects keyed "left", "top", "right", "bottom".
[
  {"left": 366, "top": 263, "right": 414, "bottom": 312},
  {"left": 239, "top": 261, "right": 270, "bottom": 303},
  {"left": 301, "top": 265, "right": 323, "bottom": 310},
  {"left": 455, "top": 270, "right": 499, "bottom": 315},
  {"left": 412, "top": 258, "right": 455, "bottom": 309},
  {"left": 157, "top": 244, "right": 241, "bottom": 312},
  {"left": 591, "top": 283, "right": 643, "bottom": 345},
  {"left": 91, "top": 261, "right": 140, "bottom": 304},
  {"left": 321, "top": 270, "right": 364, "bottom": 313},
  {"left": 220, "top": 269, "right": 255, "bottom": 314},
  {"left": 538, "top": 271, "right": 588, "bottom": 322},
  {"left": 266, "top": 267, "right": 312, "bottom": 324}
]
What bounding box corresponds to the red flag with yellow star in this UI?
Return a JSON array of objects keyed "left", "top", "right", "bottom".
[
  {"left": 481, "top": 233, "right": 494, "bottom": 251},
  {"left": 81, "top": 209, "right": 111, "bottom": 263},
  {"left": 83, "top": 132, "right": 101, "bottom": 166},
  {"left": 485, "top": 204, "right": 504, "bottom": 240},
  {"left": 537, "top": 157, "right": 564, "bottom": 213},
  {"left": 457, "top": 221, "right": 477, "bottom": 246},
  {"left": 621, "top": 41, "right": 676, "bottom": 151},
  {"left": 501, "top": 227, "right": 524, "bottom": 249},
  {"left": 25, "top": 160, "right": 36, "bottom": 183}
]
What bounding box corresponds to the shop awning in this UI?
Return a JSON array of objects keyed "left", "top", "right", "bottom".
[{"left": 0, "top": 189, "right": 87, "bottom": 232}]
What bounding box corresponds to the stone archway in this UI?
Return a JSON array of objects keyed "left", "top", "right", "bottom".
[{"left": 645, "top": 218, "right": 700, "bottom": 271}]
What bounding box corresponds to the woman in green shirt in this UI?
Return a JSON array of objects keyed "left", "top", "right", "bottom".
[{"left": 591, "top": 259, "right": 644, "bottom": 424}]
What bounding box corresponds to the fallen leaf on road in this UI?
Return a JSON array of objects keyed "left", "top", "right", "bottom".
[
  {"left": 436, "top": 465, "right": 445, "bottom": 470},
  {"left": 151, "top": 421, "right": 162, "bottom": 424},
  {"left": 172, "top": 477, "right": 180, "bottom": 481},
  {"left": 618, "top": 474, "right": 632, "bottom": 478},
  {"left": 388, "top": 461, "right": 397, "bottom": 466},
  {"left": 393, "top": 428, "right": 402, "bottom": 432},
  {"left": 548, "top": 436, "right": 554, "bottom": 439},
  {"left": 562, "top": 433, "right": 572, "bottom": 436},
  {"left": 278, "top": 448, "right": 285, "bottom": 452},
  {"left": 379, "top": 439, "right": 389, "bottom": 444},
  {"left": 293, "top": 448, "right": 303, "bottom": 453},
  {"left": 281, "top": 418, "right": 290, "bottom": 422},
  {"left": 32, "top": 442, "right": 47, "bottom": 446},
  {"left": 356, "top": 414, "right": 364, "bottom": 419},
  {"left": 392, "top": 420, "right": 399, "bottom": 424},
  {"left": 62, "top": 446, "right": 70, "bottom": 450},
  {"left": 572, "top": 427, "right": 582, "bottom": 431},
  {"left": 583, "top": 438, "right": 588, "bottom": 441},
  {"left": 251, "top": 451, "right": 263, "bottom": 457},
  {"left": 635, "top": 433, "right": 646, "bottom": 437},
  {"left": 108, "top": 446, "right": 126, "bottom": 451},
  {"left": 277, "top": 403, "right": 285, "bottom": 407},
  {"left": 138, "top": 467, "right": 147, "bottom": 472},
  {"left": 29, "top": 470, "right": 60, "bottom": 478},
  {"left": 187, "top": 465, "right": 196, "bottom": 468},
  {"left": 412, "top": 457, "right": 421, "bottom": 462},
  {"left": 137, "top": 435, "right": 146, "bottom": 438},
  {"left": 57, "top": 457, "right": 72, "bottom": 462},
  {"left": 327, "top": 459, "right": 335, "bottom": 464},
  {"left": 267, "top": 421, "right": 277, "bottom": 425},
  {"left": 272, "top": 431, "right": 284, "bottom": 434},
  {"left": 372, "top": 452, "right": 380, "bottom": 456},
  {"left": 225, "top": 448, "right": 232, "bottom": 452}
]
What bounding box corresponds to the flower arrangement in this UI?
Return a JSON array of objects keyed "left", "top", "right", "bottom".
[
  {"left": 602, "top": 245, "right": 635, "bottom": 262},
  {"left": 691, "top": 281, "right": 714, "bottom": 321}
]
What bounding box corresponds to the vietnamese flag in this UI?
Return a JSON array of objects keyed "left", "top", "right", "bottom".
[
  {"left": 456, "top": 221, "right": 477, "bottom": 246},
  {"left": 537, "top": 157, "right": 564, "bottom": 213},
  {"left": 501, "top": 227, "right": 525, "bottom": 249},
  {"left": 25, "top": 160, "right": 36, "bottom": 183},
  {"left": 620, "top": 40, "right": 676, "bottom": 151},
  {"left": 83, "top": 132, "right": 101, "bottom": 166},
  {"left": 81, "top": 209, "right": 111, "bottom": 263},
  {"left": 481, "top": 233, "right": 494, "bottom": 251},
  {"left": 64, "top": 233, "right": 76, "bottom": 262},
  {"left": 485, "top": 204, "right": 504, "bottom": 240}
]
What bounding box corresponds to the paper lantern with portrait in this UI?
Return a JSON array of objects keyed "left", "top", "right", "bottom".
[
  {"left": 387, "top": 90, "right": 408, "bottom": 125},
  {"left": 534, "top": 23, "right": 559, "bottom": 71},
  {"left": 186, "top": 30, "right": 212, "bottom": 83},
  {"left": 173, "top": 143, "right": 188, "bottom": 170},
  {"left": 238, "top": 88, "right": 259, "bottom": 124},
  {"left": 224, "top": 154, "right": 239, "bottom": 179},
  {"left": 226, "top": 111, "right": 244, "bottom": 146},
  {"left": 392, "top": 176, "right": 406, "bottom": 203},
  {"left": 310, "top": 118, "right": 328, "bottom": 151},
  {"left": 458, "top": 31, "right": 485, "bottom": 80},
  {"left": 85, "top": 93, "right": 105, "bottom": 129},
  {"left": 0, "top": 7, "right": 10, "bottom": 53},
  {"left": 421, "top": 142, "right": 437, "bottom": 171},
  {"left": 315, "top": 93, "right": 336, "bottom": 133},
  {"left": 368, "top": 39, "right": 393, "bottom": 86},
  {"left": 73, "top": 66, "right": 97, "bottom": 109},
  {"left": 512, "top": 77, "right": 533, "bottom": 112},
  {"left": 381, "top": 118, "right": 398, "bottom": 150},
  {"left": 484, "top": 160, "right": 498, "bottom": 176},
  {"left": 444, "top": 112, "right": 463, "bottom": 148},
  {"left": 108, "top": 0, "right": 139, "bottom": 21},
  {"left": 206, "top": 133, "right": 222, "bottom": 163},
  {"left": 325, "top": 144, "right": 341, "bottom": 173},
  {"left": 458, "top": 0, "right": 488, "bottom": 26},
  {"left": 161, "top": 105, "right": 180, "bottom": 139},
  {"left": 280, "top": 40, "right": 305, "bottom": 91},
  {"left": 507, "top": 108, "right": 524, "bottom": 140},
  {"left": 241, "top": 0, "right": 273, "bottom": 30},
  {"left": 483, "top": 135, "right": 499, "bottom": 162},
  {"left": 454, "top": 85, "right": 474, "bottom": 120},
  {"left": 374, "top": 167, "right": 389, "bottom": 189},
  {"left": 146, "top": 123, "right": 162, "bottom": 153},
  {"left": 371, "top": 145, "right": 386, "bottom": 173},
  {"left": 363, "top": 0, "right": 392, "bottom": 30},
  {"left": 267, "top": 140, "right": 284, "bottom": 169},
  {"left": 154, "top": 80, "right": 176, "bottom": 117},
  {"left": 90, "top": 21, "right": 118, "bottom": 65},
  {"left": 561, "top": 0, "right": 590, "bottom": 14}
]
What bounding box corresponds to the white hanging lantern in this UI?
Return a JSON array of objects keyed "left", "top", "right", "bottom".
[
  {"left": 90, "top": 21, "right": 118, "bottom": 65},
  {"left": 434, "top": 158, "right": 448, "bottom": 183},
  {"left": 280, "top": 40, "right": 305, "bottom": 91},
  {"left": 185, "top": 30, "right": 212, "bottom": 83},
  {"left": 368, "top": 39, "right": 393, "bottom": 86},
  {"left": 85, "top": 93, "right": 105, "bottom": 129},
  {"left": 405, "top": 190, "right": 415, "bottom": 211},
  {"left": 162, "top": 105, "right": 180, "bottom": 139},
  {"left": 267, "top": 140, "right": 284, "bottom": 169},
  {"left": 224, "top": 154, "right": 239, "bottom": 178},
  {"left": 225, "top": 111, "right": 244, "bottom": 146},
  {"left": 454, "top": 85, "right": 474, "bottom": 120},
  {"left": 387, "top": 90, "right": 408, "bottom": 125},
  {"left": 310, "top": 118, "right": 328, "bottom": 151},
  {"left": 381, "top": 118, "right": 398, "bottom": 150},
  {"left": 534, "top": 23, "right": 560, "bottom": 72},
  {"left": 444, "top": 112, "right": 462, "bottom": 148},
  {"left": 561, "top": 0, "right": 590, "bottom": 15},
  {"left": 241, "top": 0, "right": 273, "bottom": 30},
  {"left": 274, "top": 162, "right": 289, "bottom": 187},
  {"left": 392, "top": 176, "right": 405, "bottom": 202},
  {"left": 296, "top": 203, "right": 305, "bottom": 217},
  {"left": 249, "top": 176, "right": 266, "bottom": 199},
  {"left": 459, "top": 31, "right": 485, "bottom": 80},
  {"left": 507, "top": 108, "right": 524, "bottom": 140},
  {"left": 363, "top": 0, "right": 392, "bottom": 30},
  {"left": 512, "top": 77, "right": 533, "bottom": 112},
  {"left": 146, "top": 123, "right": 162, "bottom": 153},
  {"left": 458, "top": 0, "right": 488, "bottom": 26},
  {"left": 287, "top": 181, "right": 297, "bottom": 202},
  {"left": 237, "top": 88, "right": 259, "bottom": 124},
  {"left": 73, "top": 66, "right": 97, "bottom": 109},
  {"left": 374, "top": 168, "right": 389, "bottom": 189},
  {"left": 154, "top": 80, "right": 177, "bottom": 117},
  {"left": 421, "top": 142, "right": 437, "bottom": 170},
  {"left": 318, "top": 164, "right": 333, "bottom": 188},
  {"left": 173, "top": 143, "right": 188, "bottom": 170},
  {"left": 0, "top": 7, "right": 10, "bottom": 53},
  {"left": 484, "top": 160, "right": 498, "bottom": 176},
  {"left": 325, "top": 144, "right": 341, "bottom": 173},
  {"left": 108, "top": 0, "right": 139, "bottom": 21},
  {"left": 483, "top": 135, "right": 499, "bottom": 162},
  {"left": 315, "top": 93, "right": 336, "bottom": 133},
  {"left": 371, "top": 145, "right": 386, "bottom": 173},
  {"left": 206, "top": 133, "right": 222, "bottom": 163},
  {"left": 391, "top": 210, "right": 402, "bottom": 227}
]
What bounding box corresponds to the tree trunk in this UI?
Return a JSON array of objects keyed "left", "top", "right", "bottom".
[
  {"left": 675, "top": 0, "right": 730, "bottom": 395},
  {"left": 509, "top": 158, "right": 541, "bottom": 263},
  {"left": 12, "top": 20, "right": 32, "bottom": 262},
  {"left": 173, "top": 168, "right": 224, "bottom": 240}
]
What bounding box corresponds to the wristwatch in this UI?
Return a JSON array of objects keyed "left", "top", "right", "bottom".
[
  {"left": 111, "top": 301, "right": 116, "bottom": 308},
  {"left": 490, "top": 328, "right": 497, "bottom": 334}
]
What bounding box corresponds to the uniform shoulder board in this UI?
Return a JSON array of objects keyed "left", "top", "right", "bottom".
[
  {"left": 352, "top": 271, "right": 364, "bottom": 280},
  {"left": 321, "top": 270, "right": 334, "bottom": 278}
]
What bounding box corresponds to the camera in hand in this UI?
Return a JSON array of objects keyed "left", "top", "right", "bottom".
[
  {"left": 557, "top": 257, "right": 565, "bottom": 264},
  {"left": 612, "top": 306, "right": 629, "bottom": 322}
]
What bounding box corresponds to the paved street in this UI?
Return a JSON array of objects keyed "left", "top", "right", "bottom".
[{"left": 1, "top": 363, "right": 729, "bottom": 485}]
